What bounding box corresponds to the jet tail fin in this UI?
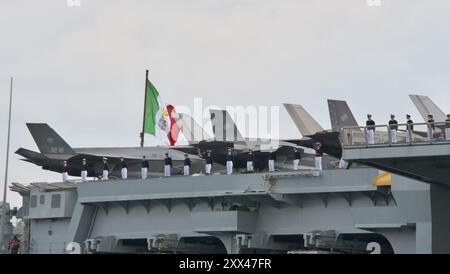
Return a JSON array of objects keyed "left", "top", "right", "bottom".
[
  {"left": 175, "top": 113, "right": 212, "bottom": 142},
  {"left": 209, "top": 109, "right": 246, "bottom": 143},
  {"left": 26, "top": 123, "right": 75, "bottom": 156},
  {"left": 327, "top": 99, "right": 359, "bottom": 131},
  {"left": 409, "top": 95, "right": 447, "bottom": 122},
  {"left": 283, "top": 103, "right": 324, "bottom": 136}
]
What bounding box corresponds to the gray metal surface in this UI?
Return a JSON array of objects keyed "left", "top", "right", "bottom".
[
  {"left": 12, "top": 166, "right": 450, "bottom": 254},
  {"left": 342, "top": 139, "right": 450, "bottom": 186}
]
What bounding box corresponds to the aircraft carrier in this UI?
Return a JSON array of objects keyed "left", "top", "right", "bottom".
[{"left": 1, "top": 95, "right": 449, "bottom": 254}]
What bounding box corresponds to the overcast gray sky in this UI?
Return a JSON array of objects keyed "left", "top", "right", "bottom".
[{"left": 1, "top": 0, "right": 450, "bottom": 207}]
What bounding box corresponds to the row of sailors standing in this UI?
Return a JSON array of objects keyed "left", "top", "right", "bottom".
[
  {"left": 366, "top": 113, "right": 450, "bottom": 144},
  {"left": 62, "top": 155, "right": 176, "bottom": 182},
  {"left": 366, "top": 114, "right": 408, "bottom": 144},
  {"left": 194, "top": 148, "right": 315, "bottom": 176},
  {"left": 174, "top": 145, "right": 318, "bottom": 175},
  {"left": 62, "top": 158, "right": 91, "bottom": 182},
  {"left": 63, "top": 143, "right": 326, "bottom": 182},
  {"left": 424, "top": 114, "right": 450, "bottom": 141},
  {"left": 62, "top": 156, "right": 154, "bottom": 182}
]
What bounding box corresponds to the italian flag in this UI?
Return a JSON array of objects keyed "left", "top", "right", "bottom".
[{"left": 143, "top": 79, "right": 180, "bottom": 146}]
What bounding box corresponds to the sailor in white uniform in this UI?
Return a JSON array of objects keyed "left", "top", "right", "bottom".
[
  {"left": 120, "top": 157, "right": 128, "bottom": 179},
  {"left": 268, "top": 148, "right": 275, "bottom": 172},
  {"left": 62, "top": 160, "right": 69, "bottom": 182},
  {"left": 164, "top": 153, "right": 172, "bottom": 177},
  {"left": 80, "top": 159, "right": 88, "bottom": 181},
  {"left": 427, "top": 114, "right": 435, "bottom": 141},
  {"left": 293, "top": 148, "right": 301, "bottom": 170},
  {"left": 366, "top": 114, "right": 375, "bottom": 145},
  {"left": 205, "top": 150, "right": 213, "bottom": 175},
  {"left": 388, "top": 114, "right": 398, "bottom": 144},
  {"left": 226, "top": 149, "right": 233, "bottom": 175},
  {"left": 141, "top": 156, "right": 149, "bottom": 179},
  {"left": 406, "top": 114, "right": 414, "bottom": 143},
  {"left": 314, "top": 141, "right": 323, "bottom": 171},
  {"left": 183, "top": 154, "right": 191, "bottom": 176},
  {"left": 102, "top": 157, "right": 109, "bottom": 180},
  {"left": 247, "top": 150, "right": 254, "bottom": 172}
]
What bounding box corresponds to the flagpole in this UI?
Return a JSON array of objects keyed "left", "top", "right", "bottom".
[
  {"left": 140, "top": 69, "right": 149, "bottom": 147},
  {"left": 1, "top": 77, "right": 13, "bottom": 252}
]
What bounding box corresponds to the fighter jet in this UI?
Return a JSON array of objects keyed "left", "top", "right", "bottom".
[
  {"left": 284, "top": 99, "right": 434, "bottom": 158},
  {"left": 173, "top": 110, "right": 303, "bottom": 170},
  {"left": 16, "top": 123, "right": 214, "bottom": 179},
  {"left": 282, "top": 102, "right": 345, "bottom": 159},
  {"left": 202, "top": 109, "right": 336, "bottom": 170},
  {"left": 328, "top": 98, "right": 434, "bottom": 143}
]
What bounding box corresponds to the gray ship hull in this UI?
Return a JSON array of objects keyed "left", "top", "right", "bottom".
[{"left": 11, "top": 167, "right": 450, "bottom": 254}]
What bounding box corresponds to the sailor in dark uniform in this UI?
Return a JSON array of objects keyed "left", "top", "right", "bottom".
[
  {"left": 268, "top": 148, "right": 276, "bottom": 172},
  {"left": 102, "top": 157, "right": 109, "bottom": 180},
  {"left": 427, "top": 114, "right": 435, "bottom": 141},
  {"left": 388, "top": 114, "right": 398, "bottom": 144},
  {"left": 81, "top": 158, "right": 88, "bottom": 181},
  {"left": 293, "top": 147, "right": 301, "bottom": 170},
  {"left": 120, "top": 157, "right": 128, "bottom": 179},
  {"left": 247, "top": 149, "right": 254, "bottom": 172},
  {"left": 205, "top": 150, "right": 213, "bottom": 175},
  {"left": 314, "top": 141, "right": 323, "bottom": 171},
  {"left": 446, "top": 114, "right": 450, "bottom": 141},
  {"left": 62, "top": 160, "right": 69, "bottom": 182},
  {"left": 366, "top": 114, "right": 375, "bottom": 145},
  {"left": 183, "top": 154, "right": 191, "bottom": 176},
  {"left": 406, "top": 114, "right": 414, "bottom": 143},
  {"left": 164, "top": 153, "right": 172, "bottom": 177},
  {"left": 141, "top": 156, "right": 149, "bottom": 179},
  {"left": 226, "top": 149, "right": 233, "bottom": 175}
]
